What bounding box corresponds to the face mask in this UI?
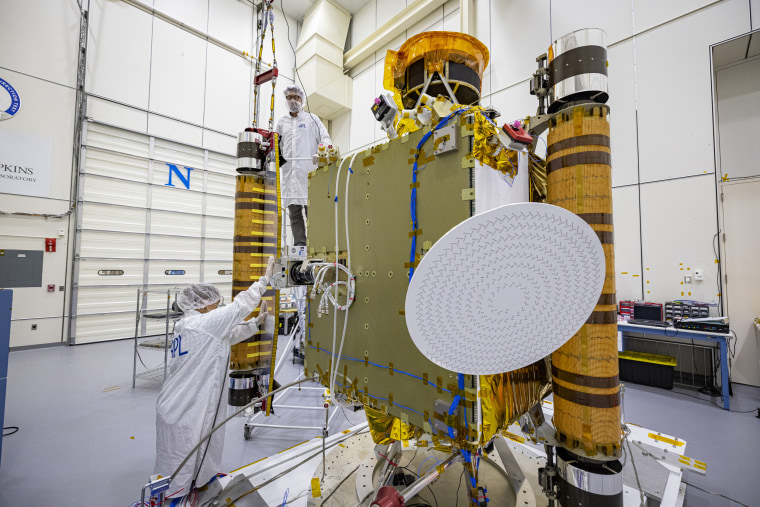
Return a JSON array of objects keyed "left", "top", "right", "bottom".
[{"left": 287, "top": 99, "right": 302, "bottom": 113}]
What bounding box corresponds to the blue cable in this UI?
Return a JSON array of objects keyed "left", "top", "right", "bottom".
[{"left": 408, "top": 109, "right": 466, "bottom": 282}]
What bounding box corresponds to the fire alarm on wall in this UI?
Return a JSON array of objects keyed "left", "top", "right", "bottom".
[
  {"left": 47, "top": 284, "right": 56, "bottom": 292},
  {"left": 45, "top": 238, "right": 56, "bottom": 252}
]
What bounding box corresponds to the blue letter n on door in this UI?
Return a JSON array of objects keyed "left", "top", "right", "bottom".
[{"left": 165, "top": 164, "right": 193, "bottom": 189}]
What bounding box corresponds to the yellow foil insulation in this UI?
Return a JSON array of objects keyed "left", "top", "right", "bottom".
[
  {"left": 547, "top": 104, "right": 621, "bottom": 458},
  {"left": 384, "top": 31, "right": 489, "bottom": 110},
  {"left": 231, "top": 171, "right": 281, "bottom": 371}
]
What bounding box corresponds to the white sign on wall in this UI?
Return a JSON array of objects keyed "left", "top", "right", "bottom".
[{"left": 0, "top": 130, "right": 53, "bottom": 198}]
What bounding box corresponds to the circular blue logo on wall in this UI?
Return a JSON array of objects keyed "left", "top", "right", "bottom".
[{"left": 0, "top": 77, "right": 22, "bottom": 120}]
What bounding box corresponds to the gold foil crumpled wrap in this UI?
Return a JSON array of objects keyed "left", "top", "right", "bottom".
[
  {"left": 383, "top": 31, "right": 489, "bottom": 111},
  {"left": 470, "top": 114, "right": 519, "bottom": 184},
  {"left": 479, "top": 358, "right": 552, "bottom": 444},
  {"left": 365, "top": 406, "right": 420, "bottom": 445}
]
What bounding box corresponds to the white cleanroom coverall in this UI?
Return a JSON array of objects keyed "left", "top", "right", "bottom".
[
  {"left": 153, "top": 279, "right": 268, "bottom": 496},
  {"left": 276, "top": 110, "right": 331, "bottom": 207}
]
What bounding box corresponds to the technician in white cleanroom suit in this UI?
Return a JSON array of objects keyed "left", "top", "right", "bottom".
[
  {"left": 276, "top": 84, "right": 331, "bottom": 246},
  {"left": 153, "top": 258, "right": 274, "bottom": 496}
]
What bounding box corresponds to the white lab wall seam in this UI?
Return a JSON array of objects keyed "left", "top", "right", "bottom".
[
  {"left": 68, "top": 120, "right": 88, "bottom": 344},
  {"left": 86, "top": 94, "right": 239, "bottom": 139},
  {"left": 201, "top": 0, "right": 211, "bottom": 149},
  {"left": 709, "top": 38, "right": 727, "bottom": 317},
  {"left": 141, "top": 138, "right": 155, "bottom": 337},
  {"left": 632, "top": 0, "right": 644, "bottom": 299},
  {"left": 201, "top": 150, "right": 209, "bottom": 283}
]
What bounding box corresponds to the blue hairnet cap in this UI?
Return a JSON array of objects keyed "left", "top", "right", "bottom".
[{"left": 177, "top": 283, "right": 222, "bottom": 312}]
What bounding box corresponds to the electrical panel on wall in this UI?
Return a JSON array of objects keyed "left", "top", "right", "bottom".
[{"left": 0, "top": 250, "right": 44, "bottom": 288}]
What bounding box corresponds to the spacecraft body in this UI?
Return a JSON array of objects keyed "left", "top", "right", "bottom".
[
  {"left": 304, "top": 32, "right": 556, "bottom": 457},
  {"left": 304, "top": 28, "right": 624, "bottom": 505}
]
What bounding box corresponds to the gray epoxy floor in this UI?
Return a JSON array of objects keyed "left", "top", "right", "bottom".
[{"left": 0, "top": 337, "right": 757, "bottom": 507}]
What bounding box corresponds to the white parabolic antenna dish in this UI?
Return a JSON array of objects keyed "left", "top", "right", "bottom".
[{"left": 405, "top": 202, "right": 606, "bottom": 375}]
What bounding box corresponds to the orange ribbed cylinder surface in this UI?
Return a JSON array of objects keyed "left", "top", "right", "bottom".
[{"left": 547, "top": 104, "right": 621, "bottom": 458}]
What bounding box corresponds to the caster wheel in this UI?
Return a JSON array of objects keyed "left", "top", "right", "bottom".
[{"left": 244, "top": 425, "right": 252, "bottom": 440}]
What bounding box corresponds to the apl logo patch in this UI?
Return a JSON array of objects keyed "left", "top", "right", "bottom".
[{"left": 0, "top": 78, "right": 21, "bottom": 121}]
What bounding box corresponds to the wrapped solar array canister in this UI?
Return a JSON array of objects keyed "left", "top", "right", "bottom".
[
  {"left": 547, "top": 103, "right": 621, "bottom": 458},
  {"left": 383, "top": 31, "right": 489, "bottom": 109},
  {"left": 546, "top": 28, "right": 609, "bottom": 113},
  {"left": 231, "top": 173, "right": 280, "bottom": 372}
]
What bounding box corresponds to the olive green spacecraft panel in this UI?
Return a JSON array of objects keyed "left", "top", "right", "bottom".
[{"left": 305, "top": 125, "right": 475, "bottom": 433}]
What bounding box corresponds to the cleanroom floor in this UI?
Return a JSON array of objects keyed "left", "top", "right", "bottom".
[{"left": 0, "top": 337, "right": 758, "bottom": 507}]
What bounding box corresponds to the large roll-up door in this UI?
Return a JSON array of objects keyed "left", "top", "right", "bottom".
[{"left": 72, "top": 122, "right": 236, "bottom": 344}]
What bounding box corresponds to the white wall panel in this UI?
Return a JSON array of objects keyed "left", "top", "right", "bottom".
[
  {"left": 149, "top": 19, "right": 207, "bottom": 126},
  {"left": 204, "top": 262, "right": 234, "bottom": 283},
  {"left": 204, "top": 45, "right": 252, "bottom": 134},
  {"left": 0, "top": 0, "right": 79, "bottom": 87},
  {"left": 150, "top": 210, "right": 202, "bottom": 237},
  {"left": 147, "top": 261, "right": 202, "bottom": 284},
  {"left": 76, "top": 286, "right": 141, "bottom": 315},
  {"left": 715, "top": 57, "right": 760, "bottom": 180},
  {"left": 348, "top": 52, "right": 378, "bottom": 78},
  {"left": 155, "top": 0, "right": 209, "bottom": 34},
  {"left": 634, "top": 0, "right": 715, "bottom": 34},
  {"left": 331, "top": 109, "right": 351, "bottom": 155},
  {"left": 372, "top": 60, "right": 388, "bottom": 143},
  {"left": 74, "top": 313, "right": 139, "bottom": 343},
  {"left": 490, "top": 0, "right": 550, "bottom": 94},
  {"left": 154, "top": 138, "right": 206, "bottom": 169},
  {"left": 80, "top": 203, "right": 146, "bottom": 234},
  {"left": 208, "top": 0, "right": 254, "bottom": 51},
  {"left": 489, "top": 84, "right": 539, "bottom": 126},
  {"left": 78, "top": 260, "right": 144, "bottom": 286},
  {"left": 205, "top": 239, "right": 234, "bottom": 262},
  {"left": 551, "top": 0, "right": 632, "bottom": 44},
  {"left": 149, "top": 236, "right": 202, "bottom": 261},
  {"left": 473, "top": 0, "right": 491, "bottom": 47},
  {"left": 349, "top": 66, "right": 378, "bottom": 151},
  {"left": 79, "top": 231, "right": 145, "bottom": 259},
  {"left": 607, "top": 41, "right": 639, "bottom": 188},
  {"left": 443, "top": 9, "right": 459, "bottom": 31},
  {"left": 2, "top": 287, "right": 65, "bottom": 320},
  {"left": 0, "top": 69, "right": 76, "bottom": 203},
  {"left": 721, "top": 179, "right": 760, "bottom": 385},
  {"left": 84, "top": 149, "right": 150, "bottom": 183},
  {"left": 87, "top": 97, "right": 149, "bottom": 133},
  {"left": 639, "top": 175, "right": 719, "bottom": 305},
  {"left": 379, "top": 0, "right": 406, "bottom": 28},
  {"left": 611, "top": 186, "right": 644, "bottom": 301},
  {"left": 10, "top": 319, "right": 64, "bottom": 348},
  {"left": 81, "top": 174, "right": 148, "bottom": 208},
  {"left": 87, "top": 0, "right": 152, "bottom": 108},
  {"left": 207, "top": 152, "right": 237, "bottom": 176},
  {"left": 205, "top": 216, "right": 235, "bottom": 239},
  {"left": 636, "top": 0, "right": 750, "bottom": 183},
  {"left": 754, "top": 0, "right": 760, "bottom": 29},
  {"left": 444, "top": 0, "right": 459, "bottom": 16},
  {"left": 351, "top": 0, "right": 376, "bottom": 49},
  {"left": 263, "top": 9, "right": 299, "bottom": 82},
  {"left": 206, "top": 172, "right": 236, "bottom": 196},
  {"left": 150, "top": 185, "right": 204, "bottom": 214},
  {"left": 87, "top": 123, "right": 151, "bottom": 158},
  {"left": 206, "top": 194, "right": 235, "bottom": 217},
  {"left": 87, "top": 123, "right": 150, "bottom": 158},
  {"left": 203, "top": 130, "right": 237, "bottom": 155},
  {"left": 148, "top": 114, "right": 204, "bottom": 147},
  {"left": 406, "top": 9, "right": 444, "bottom": 38}
]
